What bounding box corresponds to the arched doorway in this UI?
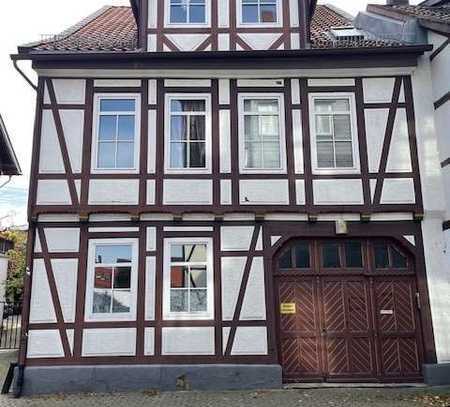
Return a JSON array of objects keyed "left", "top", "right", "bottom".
[{"left": 273, "top": 238, "right": 424, "bottom": 382}]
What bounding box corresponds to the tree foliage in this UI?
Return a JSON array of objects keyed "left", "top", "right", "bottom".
[{"left": 0, "top": 229, "right": 27, "bottom": 303}]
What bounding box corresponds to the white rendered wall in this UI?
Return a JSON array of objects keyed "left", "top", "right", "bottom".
[{"left": 0, "top": 256, "right": 8, "bottom": 302}]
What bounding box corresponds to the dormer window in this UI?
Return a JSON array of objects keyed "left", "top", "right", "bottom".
[
  {"left": 169, "top": 0, "right": 207, "bottom": 24},
  {"left": 240, "top": 0, "right": 279, "bottom": 25}
]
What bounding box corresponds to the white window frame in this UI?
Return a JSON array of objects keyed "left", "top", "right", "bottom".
[
  {"left": 163, "top": 237, "right": 214, "bottom": 320},
  {"left": 309, "top": 92, "right": 361, "bottom": 175},
  {"left": 91, "top": 94, "right": 141, "bottom": 174},
  {"left": 165, "top": 0, "right": 211, "bottom": 27},
  {"left": 237, "top": 0, "right": 283, "bottom": 28},
  {"left": 85, "top": 238, "right": 139, "bottom": 322},
  {"left": 164, "top": 94, "right": 212, "bottom": 174},
  {"left": 238, "top": 93, "right": 287, "bottom": 174}
]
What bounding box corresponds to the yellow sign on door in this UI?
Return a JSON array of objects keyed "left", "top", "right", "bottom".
[{"left": 280, "top": 303, "right": 296, "bottom": 314}]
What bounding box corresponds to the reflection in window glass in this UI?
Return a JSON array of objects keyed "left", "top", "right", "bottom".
[
  {"left": 278, "top": 250, "right": 292, "bottom": 269},
  {"left": 374, "top": 245, "right": 389, "bottom": 269},
  {"left": 294, "top": 243, "right": 310, "bottom": 268},
  {"left": 391, "top": 247, "right": 407, "bottom": 268},
  {"left": 345, "top": 241, "right": 363, "bottom": 268},
  {"left": 322, "top": 243, "right": 340, "bottom": 268}
]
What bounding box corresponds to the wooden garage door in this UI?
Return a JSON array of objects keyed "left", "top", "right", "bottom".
[{"left": 275, "top": 239, "right": 423, "bottom": 382}]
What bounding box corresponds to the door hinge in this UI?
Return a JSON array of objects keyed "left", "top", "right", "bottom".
[{"left": 416, "top": 292, "right": 421, "bottom": 310}]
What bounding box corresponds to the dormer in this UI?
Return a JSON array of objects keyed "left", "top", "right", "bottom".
[{"left": 130, "top": 0, "right": 317, "bottom": 51}]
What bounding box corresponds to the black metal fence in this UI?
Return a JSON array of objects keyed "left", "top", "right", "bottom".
[{"left": 0, "top": 302, "right": 21, "bottom": 350}]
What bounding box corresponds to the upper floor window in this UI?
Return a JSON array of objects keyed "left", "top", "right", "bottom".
[
  {"left": 163, "top": 238, "right": 214, "bottom": 320},
  {"left": 92, "top": 94, "right": 140, "bottom": 173},
  {"left": 239, "top": 94, "right": 286, "bottom": 173},
  {"left": 85, "top": 239, "right": 138, "bottom": 321},
  {"left": 165, "top": 94, "right": 212, "bottom": 173},
  {"left": 309, "top": 93, "right": 360, "bottom": 174},
  {"left": 239, "top": 0, "right": 281, "bottom": 26},
  {"left": 168, "top": 0, "right": 207, "bottom": 25}
]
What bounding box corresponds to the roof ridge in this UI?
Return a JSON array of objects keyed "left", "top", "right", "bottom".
[{"left": 19, "top": 5, "right": 114, "bottom": 50}]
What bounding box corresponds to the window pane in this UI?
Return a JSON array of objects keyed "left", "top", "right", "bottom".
[
  {"left": 100, "top": 99, "right": 135, "bottom": 112},
  {"left": 242, "top": 4, "right": 258, "bottom": 22},
  {"left": 279, "top": 250, "right": 292, "bottom": 269},
  {"left": 345, "top": 241, "right": 363, "bottom": 268},
  {"left": 99, "top": 116, "right": 116, "bottom": 141},
  {"left": 190, "top": 289, "right": 207, "bottom": 312},
  {"left": 171, "top": 99, "right": 205, "bottom": 112},
  {"left": 316, "top": 115, "right": 332, "bottom": 135},
  {"left": 335, "top": 142, "right": 353, "bottom": 168},
  {"left": 334, "top": 115, "right": 351, "bottom": 140},
  {"left": 294, "top": 243, "right": 310, "bottom": 268},
  {"left": 95, "top": 245, "right": 132, "bottom": 264},
  {"left": 171, "top": 116, "right": 188, "bottom": 141},
  {"left": 171, "top": 266, "right": 189, "bottom": 288},
  {"left": 171, "top": 244, "right": 207, "bottom": 262},
  {"left": 190, "top": 143, "right": 206, "bottom": 168},
  {"left": 260, "top": 4, "right": 277, "bottom": 22},
  {"left": 112, "top": 291, "right": 131, "bottom": 313},
  {"left": 170, "top": 5, "right": 187, "bottom": 22},
  {"left": 391, "top": 247, "right": 407, "bottom": 268},
  {"left": 322, "top": 243, "right": 340, "bottom": 268},
  {"left": 118, "top": 116, "right": 135, "bottom": 141},
  {"left": 190, "top": 116, "right": 205, "bottom": 140},
  {"left": 170, "top": 289, "right": 188, "bottom": 312},
  {"left": 315, "top": 100, "right": 333, "bottom": 113},
  {"left": 170, "top": 142, "right": 187, "bottom": 168},
  {"left": 190, "top": 266, "right": 207, "bottom": 288},
  {"left": 190, "top": 5, "right": 205, "bottom": 22},
  {"left": 93, "top": 290, "right": 112, "bottom": 313},
  {"left": 97, "top": 142, "right": 115, "bottom": 168},
  {"left": 260, "top": 115, "right": 279, "bottom": 136},
  {"left": 374, "top": 245, "right": 389, "bottom": 269},
  {"left": 94, "top": 267, "right": 113, "bottom": 289},
  {"left": 245, "top": 116, "right": 259, "bottom": 141},
  {"left": 116, "top": 142, "right": 134, "bottom": 168},
  {"left": 263, "top": 142, "right": 281, "bottom": 168},
  {"left": 333, "top": 99, "right": 350, "bottom": 111},
  {"left": 317, "top": 141, "right": 334, "bottom": 168},
  {"left": 245, "top": 142, "right": 262, "bottom": 168},
  {"left": 114, "top": 267, "right": 131, "bottom": 289},
  {"left": 245, "top": 99, "right": 278, "bottom": 113}
]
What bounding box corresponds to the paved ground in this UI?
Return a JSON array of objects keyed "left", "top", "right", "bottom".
[{"left": 0, "top": 351, "right": 449, "bottom": 407}]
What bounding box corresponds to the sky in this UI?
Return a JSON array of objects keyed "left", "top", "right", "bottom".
[{"left": 0, "top": 0, "right": 421, "bottom": 227}]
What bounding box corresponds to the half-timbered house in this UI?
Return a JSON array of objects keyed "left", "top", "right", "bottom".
[{"left": 11, "top": 0, "right": 450, "bottom": 395}]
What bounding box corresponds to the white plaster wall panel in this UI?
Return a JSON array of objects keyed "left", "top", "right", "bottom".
[
  {"left": 75, "top": 180, "right": 81, "bottom": 202},
  {"left": 308, "top": 78, "right": 355, "bottom": 87},
  {"left": 240, "top": 180, "right": 289, "bottom": 205},
  {"left": 290, "top": 33, "right": 300, "bottom": 49},
  {"left": 147, "top": 180, "right": 156, "bottom": 205},
  {"left": 94, "top": 79, "right": 141, "bottom": 87},
  {"left": 60, "top": 110, "right": 84, "bottom": 173},
  {"left": 29, "top": 259, "right": 56, "bottom": 323},
  {"left": 219, "top": 109, "right": 231, "bottom": 173},
  {"left": 221, "top": 257, "right": 246, "bottom": 320},
  {"left": 89, "top": 227, "right": 139, "bottom": 233},
  {"left": 265, "top": 214, "right": 308, "bottom": 221},
  {"left": 289, "top": 0, "right": 299, "bottom": 26},
  {"left": 386, "top": 109, "right": 412, "bottom": 173},
  {"left": 218, "top": 0, "right": 229, "bottom": 27},
  {"left": 37, "top": 214, "right": 80, "bottom": 222},
  {"left": 241, "top": 257, "right": 266, "bottom": 320},
  {"left": 291, "top": 79, "right": 300, "bottom": 104},
  {"left": 52, "top": 79, "right": 86, "bottom": 104},
  {"left": 34, "top": 233, "right": 42, "bottom": 253},
  {"left": 148, "top": 110, "right": 157, "bottom": 173},
  {"left": 223, "top": 213, "right": 255, "bottom": 221},
  {"left": 166, "top": 34, "right": 209, "bottom": 51},
  {"left": 221, "top": 226, "right": 254, "bottom": 251},
  {"left": 27, "top": 330, "right": 64, "bottom": 358},
  {"left": 218, "top": 34, "right": 230, "bottom": 51},
  {"left": 36, "top": 180, "right": 71, "bottom": 205},
  {"left": 164, "top": 226, "right": 213, "bottom": 232},
  {"left": 380, "top": 179, "right": 415, "bottom": 204},
  {"left": 271, "top": 236, "right": 282, "bottom": 246},
  {"left": 148, "top": 0, "right": 157, "bottom": 28},
  {"left": 67, "top": 329, "right": 74, "bottom": 354},
  {"left": 145, "top": 257, "right": 156, "bottom": 320},
  {"left": 365, "top": 109, "right": 389, "bottom": 172},
  {"left": 52, "top": 259, "right": 78, "bottom": 323},
  {"left": 370, "top": 179, "right": 377, "bottom": 203},
  {"left": 363, "top": 78, "right": 395, "bottom": 103},
  {"left": 162, "top": 327, "right": 215, "bottom": 355},
  {"left": 89, "top": 179, "right": 139, "bottom": 205},
  {"left": 434, "top": 102, "right": 450, "bottom": 162},
  {"left": 221, "top": 180, "right": 232, "bottom": 205},
  {"left": 295, "top": 180, "right": 305, "bottom": 205},
  {"left": 237, "top": 79, "right": 284, "bottom": 87},
  {"left": 231, "top": 327, "right": 268, "bottom": 355},
  {"left": 443, "top": 166, "right": 450, "bottom": 219},
  {"left": 163, "top": 179, "right": 212, "bottom": 205},
  {"left": 165, "top": 79, "right": 211, "bottom": 87},
  {"left": 39, "top": 110, "right": 64, "bottom": 173},
  {"left": 148, "top": 80, "right": 157, "bottom": 104},
  {"left": 44, "top": 228, "right": 80, "bottom": 252},
  {"left": 182, "top": 214, "right": 215, "bottom": 221},
  {"left": 239, "top": 33, "right": 282, "bottom": 50},
  {"left": 219, "top": 79, "right": 230, "bottom": 104},
  {"left": 222, "top": 327, "right": 231, "bottom": 353},
  {"left": 44, "top": 83, "right": 50, "bottom": 104},
  {"left": 256, "top": 228, "right": 263, "bottom": 251},
  {"left": 82, "top": 328, "right": 137, "bottom": 356},
  {"left": 146, "top": 227, "right": 157, "bottom": 251},
  {"left": 144, "top": 328, "right": 155, "bottom": 356},
  {"left": 430, "top": 34, "right": 450, "bottom": 101},
  {"left": 292, "top": 110, "right": 303, "bottom": 173},
  {"left": 89, "top": 213, "right": 132, "bottom": 222},
  {"left": 313, "top": 179, "right": 364, "bottom": 205},
  {"left": 404, "top": 235, "right": 416, "bottom": 246},
  {"left": 147, "top": 34, "right": 157, "bottom": 52}
]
